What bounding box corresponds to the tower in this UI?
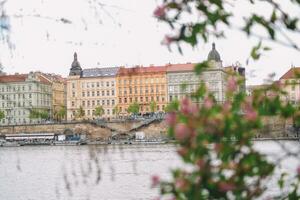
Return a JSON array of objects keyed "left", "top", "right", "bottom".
[{"left": 69, "top": 52, "right": 82, "bottom": 76}]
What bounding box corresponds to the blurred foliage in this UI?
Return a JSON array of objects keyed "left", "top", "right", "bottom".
[
  {"left": 0, "top": 109, "right": 4, "bottom": 120},
  {"left": 94, "top": 105, "right": 104, "bottom": 117},
  {"left": 29, "top": 108, "right": 49, "bottom": 119},
  {"left": 127, "top": 102, "right": 140, "bottom": 115},
  {"left": 154, "top": 1, "right": 300, "bottom": 198}
]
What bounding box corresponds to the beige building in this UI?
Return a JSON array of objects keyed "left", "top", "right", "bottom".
[
  {"left": 67, "top": 53, "right": 119, "bottom": 120},
  {"left": 278, "top": 67, "right": 300, "bottom": 104},
  {"left": 0, "top": 72, "right": 52, "bottom": 125},
  {"left": 41, "top": 73, "right": 67, "bottom": 120}
]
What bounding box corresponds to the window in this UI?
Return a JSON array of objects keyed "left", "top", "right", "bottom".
[
  {"left": 140, "top": 97, "right": 143, "bottom": 102},
  {"left": 102, "top": 91, "right": 105, "bottom": 96},
  {"left": 82, "top": 101, "right": 85, "bottom": 106},
  {"left": 107, "top": 100, "right": 110, "bottom": 105},
  {"left": 102, "top": 100, "right": 105, "bottom": 105},
  {"left": 111, "top": 81, "right": 115, "bottom": 86},
  {"left": 112, "top": 100, "right": 115, "bottom": 105},
  {"left": 156, "top": 96, "right": 159, "bottom": 102},
  {"left": 87, "top": 91, "right": 90, "bottom": 97},
  {"left": 72, "top": 92, "right": 75, "bottom": 97},
  {"left": 145, "top": 87, "right": 148, "bottom": 93},
  {"left": 107, "top": 90, "right": 110, "bottom": 96},
  {"left": 112, "top": 90, "right": 115, "bottom": 96},
  {"left": 72, "top": 83, "right": 75, "bottom": 89},
  {"left": 92, "top": 91, "right": 95, "bottom": 96},
  {"left": 82, "top": 92, "right": 85, "bottom": 97},
  {"left": 71, "top": 101, "right": 75, "bottom": 106},
  {"left": 92, "top": 100, "right": 95, "bottom": 106},
  {"left": 119, "top": 98, "right": 122, "bottom": 103},
  {"left": 107, "top": 109, "right": 110, "bottom": 115},
  {"left": 130, "top": 97, "right": 132, "bottom": 103},
  {"left": 129, "top": 87, "right": 132, "bottom": 94},
  {"left": 87, "top": 101, "right": 90, "bottom": 106},
  {"left": 106, "top": 82, "right": 109, "bottom": 87},
  {"left": 135, "top": 97, "right": 138, "bottom": 102},
  {"left": 97, "top": 82, "right": 100, "bottom": 87},
  {"left": 124, "top": 98, "right": 127, "bottom": 103},
  {"left": 97, "top": 100, "right": 100, "bottom": 105},
  {"left": 97, "top": 91, "right": 100, "bottom": 96},
  {"left": 146, "top": 97, "right": 148, "bottom": 102},
  {"left": 92, "top": 83, "right": 94, "bottom": 88}
]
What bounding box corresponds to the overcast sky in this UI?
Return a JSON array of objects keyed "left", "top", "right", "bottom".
[{"left": 0, "top": 0, "right": 299, "bottom": 85}]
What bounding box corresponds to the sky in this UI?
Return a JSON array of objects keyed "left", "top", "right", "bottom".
[{"left": 0, "top": 0, "right": 300, "bottom": 85}]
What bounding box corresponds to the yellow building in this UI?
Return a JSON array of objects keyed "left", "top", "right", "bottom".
[
  {"left": 67, "top": 53, "right": 119, "bottom": 120},
  {"left": 116, "top": 66, "right": 167, "bottom": 115},
  {"left": 36, "top": 72, "right": 67, "bottom": 121}
]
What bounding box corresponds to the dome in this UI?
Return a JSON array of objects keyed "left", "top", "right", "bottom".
[
  {"left": 69, "top": 52, "right": 82, "bottom": 76},
  {"left": 207, "top": 43, "right": 221, "bottom": 62},
  {"left": 71, "top": 52, "right": 81, "bottom": 69}
]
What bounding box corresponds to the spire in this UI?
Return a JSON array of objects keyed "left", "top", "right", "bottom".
[
  {"left": 69, "top": 52, "right": 82, "bottom": 76},
  {"left": 74, "top": 52, "right": 77, "bottom": 61},
  {"left": 207, "top": 42, "right": 221, "bottom": 62}
]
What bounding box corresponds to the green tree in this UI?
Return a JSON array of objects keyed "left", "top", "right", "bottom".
[
  {"left": 154, "top": 1, "right": 300, "bottom": 199},
  {"left": 127, "top": 102, "right": 140, "bottom": 115},
  {"left": 94, "top": 106, "right": 104, "bottom": 118},
  {"left": 29, "top": 109, "right": 49, "bottom": 120},
  {"left": 113, "top": 105, "right": 120, "bottom": 116},
  {"left": 57, "top": 106, "right": 66, "bottom": 121},
  {"left": 0, "top": 110, "right": 5, "bottom": 120},
  {"left": 76, "top": 106, "right": 85, "bottom": 120},
  {"left": 149, "top": 101, "right": 157, "bottom": 113}
]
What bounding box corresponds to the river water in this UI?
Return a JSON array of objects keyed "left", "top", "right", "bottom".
[{"left": 0, "top": 141, "right": 299, "bottom": 200}]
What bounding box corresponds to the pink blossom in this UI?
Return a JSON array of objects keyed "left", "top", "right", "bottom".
[
  {"left": 180, "top": 98, "right": 199, "bottom": 115},
  {"left": 151, "top": 175, "right": 160, "bottom": 188},
  {"left": 218, "top": 182, "right": 236, "bottom": 192},
  {"left": 165, "top": 112, "right": 176, "bottom": 126},
  {"left": 196, "top": 159, "right": 205, "bottom": 169},
  {"left": 297, "top": 166, "right": 300, "bottom": 175},
  {"left": 154, "top": 5, "right": 166, "bottom": 18},
  {"left": 180, "top": 97, "right": 190, "bottom": 115},
  {"left": 244, "top": 105, "right": 258, "bottom": 122},
  {"left": 175, "top": 123, "right": 191, "bottom": 141},
  {"left": 227, "top": 77, "right": 237, "bottom": 92},
  {"left": 162, "top": 35, "right": 175, "bottom": 46},
  {"left": 175, "top": 178, "right": 188, "bottom": 191},
  {"left": 223, "top": 101, "right": 232, "bottom": 113},
  {"left": 177, "top": 147, "right": 188, "bottom": 156},
  {"left": 203, "top": 97, "right": 214, "bottom": 109},
  {"left": 188, "top": 102, "right": 199, "bottom": 116}
]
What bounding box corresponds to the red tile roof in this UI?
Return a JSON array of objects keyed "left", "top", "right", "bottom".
[
  {"left": 166, "top": 63, "right": 196, "bottom": 72},
  {"left": 118, "top": 66, "right": 166, "bottom": 76},
  {"left": 279, "top": 67, "right": 300, "bottom": 79},
  {"left": 0, "top": 74, "right": 27, "bottom": 83}
]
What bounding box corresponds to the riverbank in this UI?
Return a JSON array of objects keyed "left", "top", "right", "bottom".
[{"left": 1, "top": 137, "right": 299, "bottom": 147}]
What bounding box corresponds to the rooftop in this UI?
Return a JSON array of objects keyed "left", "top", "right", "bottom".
[
  {"left": 279, "top": 67, "right": 300, "bottom": 79},
  {"left": 82, "top": 67, "right": 119, "bottom": 78},
  {"left": 117, "top": 65, "right": 166, "bottom": 76}
]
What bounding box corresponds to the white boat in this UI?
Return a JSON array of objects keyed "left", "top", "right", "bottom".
[
  {"left": 0, "top": 141, "right": 21, "bottom": 147},
  {"left": 130, "top": 139, "right": 167, "bottom": 145}
]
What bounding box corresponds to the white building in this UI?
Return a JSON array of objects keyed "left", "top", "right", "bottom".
[
  {"left": 166, "top": 43, "right": 245, "bottom": 103},
  {"left": 0, "top": 72, "right": 52, "bottom": 125}
]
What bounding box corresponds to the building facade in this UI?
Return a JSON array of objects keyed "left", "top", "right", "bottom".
[
  {"left": 67, "top": 53, "right": 119, "bottom": 120},
  {"left": 166, "top": 43, "right": 245, "bottom": 103},
  {"left": 0, "top": 72, "right": 52, "bottom": 125},
  {"left": 279, "top": 67, "right": 300, "bottom": 104},
  {"left": 116, "top": 66, "right": 167, "bottom": 115},
  {"left": 41, "top": 73, "right": 67, "bottom": 120}
]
